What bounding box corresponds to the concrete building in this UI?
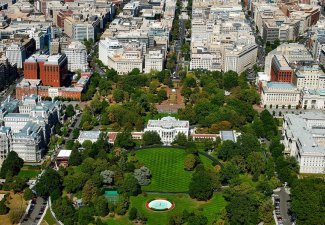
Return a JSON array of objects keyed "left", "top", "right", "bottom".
[
  {"left": 223, "top": 44, "right": 258, "bottom": 74},
  {"left": 144, "top": 49, "right": 164, "bottom": 73},
  {"left": 11, "top": 122, "right": 45, "bottom": 162},
  {"left": 99, "top": 38, "right": 144, "bottom": 74},
  {"left": 65, "top": 41, "right": 89, "bottom": 72},
  {"left": 261, "top": 82, "right": 300, "bottom": 108},
  {"left": 293, "top": 65, "right": 325, "bottom": 90},
  {"left": 282, "top": 112, "right": 325, "bottom": 174},
  {"left": 5, "top": 43, "right": 26, "bottom": 68},
  {"left": 302, "top": 89, "right": 325, "bottom": 109},
  {"left": 64, "top": 14, "right": 100, "bottom": 41},
  {"left": 0, "top": 126, "right": 12, "bottom": 166},
  {"left": 144, "top": 116, "right": 189, "bottom": 145},
  {"left": 0, "top": 56, "right": 18, "bottom": 91},
  {"left": 264, "top": 43, "right": 314, "bottom": 78}
]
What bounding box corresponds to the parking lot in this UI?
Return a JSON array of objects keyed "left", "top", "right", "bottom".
[
  {"left": 273, "top": 187, "right": 294, "bottom": 225},
  {"left": 21, "top": 196, "right": 48, "bottom": 225}
]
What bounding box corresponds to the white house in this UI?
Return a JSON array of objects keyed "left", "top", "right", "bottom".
[{"left": 144, "top": 117, "right": 189, "bottom": 145}]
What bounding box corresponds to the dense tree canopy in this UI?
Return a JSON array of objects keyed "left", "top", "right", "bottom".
[
  {"left": 0, "top": 151, "right": 24, "bottom": 178},
  {"left": 35, "top": 168, "right": 62, "bottom": 197}
]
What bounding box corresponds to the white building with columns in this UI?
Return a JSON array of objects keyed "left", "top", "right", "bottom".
[
  {"left": 282, "top": 112, "right": 325, "bottom": 174},
  {"left": 144, "top": 117, "right": 189, "bottom": 145},
  {"left": 261, "top": 82, "right": 300, "bottom": 108}
]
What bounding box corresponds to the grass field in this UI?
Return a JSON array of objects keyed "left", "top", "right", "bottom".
[
  {"left": 42, "top": 209, "right": 58, "bottom": 225},
  {"left": 106, "top": 193, "right": 226, "bottom": 225},
  {"left": 136, "top": 148, "right": 213, "bottom": 192},
  {"left": 17, "top": 165, "right": 41, "bottom": 179}
]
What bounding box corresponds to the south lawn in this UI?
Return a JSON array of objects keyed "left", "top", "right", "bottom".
[
  {"left": 135, "top": 147, "right": 214, "bottom": 192},
  {"left": 106, "top": 193, "right": 226, "bottom": 225}
]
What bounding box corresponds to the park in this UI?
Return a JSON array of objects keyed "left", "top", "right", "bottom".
[{"left": 106, "top": 147, "right": 226, "bottom": 225}]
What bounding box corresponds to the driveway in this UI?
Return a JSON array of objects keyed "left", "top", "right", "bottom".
[
  {"left": 273, "top": 187, "right": 293, "bottom": 225},
  {"left": 21, "top": 197, "right": 48, "bottom": 225}
]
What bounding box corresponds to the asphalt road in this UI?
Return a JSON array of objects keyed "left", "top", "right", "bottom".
[
  {"left": 21, "top": 197, "right": 47, "bottom": 225},
  {"left": 274, "top": 187, "right": 292, "bottom": 225}
]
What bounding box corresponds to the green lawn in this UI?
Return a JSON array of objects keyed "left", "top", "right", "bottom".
[
  {"left": 136, "top": 148, "right": 213, "bottom": 192},
  {"left": 18, "top": 170, "right": 40, "bottom": 179},
  {"left": 42, "top": 209, "right": 58, "bottom": 225},
  {"left": 106, "top": 193, "right": 226, "bottom": 225}
]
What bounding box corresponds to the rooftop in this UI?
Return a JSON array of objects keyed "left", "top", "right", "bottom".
[
  {"left": 266, "top": 82, "right": 296, "bottom": 89},
  {"left": 78, "top": 131, "right": 101, "bottom": 140}
]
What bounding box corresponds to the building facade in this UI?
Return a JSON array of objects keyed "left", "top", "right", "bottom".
[
  {"left": 282, "top": 113, "right": 325, "bottom": 174},
  {"left": 65, "top": 41, "right": 89, "bottom": 72},
  {"left": 144, "top": 116, "right": 189, "bottom": 145},
  {"left": 261, "top": 82, "right": 300, "bottom": 107},
  {"left": 24, "top": 54, "right": 68, "bottom": 87}
]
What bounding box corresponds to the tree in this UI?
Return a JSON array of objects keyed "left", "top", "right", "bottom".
[
  {"left": 129, "top": 207, "right": 138, "bottom": 220},
  {"left": 291, "top": 178, "right": 325, "bottom": 225},
  {"left": 120, "top": 174, "right": 141, "bottom": 196},
  {"left": 184, "top": 154, "right": 199, "bottom": 171},
  {"left": 65, "top": 104, "right": 75, "bottom": 117},
  {"left": 220, "top": 162, "right": 239, "bottom": 184},
  {"left": 52, "top": 197, "right": 76, "bottom": 225},
  {"left": 236, "top": 133, "right": 261, "bottom": 158},
  {"left": 72, "top": 128, "right": 80, "bottom": 139},
  {"left": 218, "top": 140, "right": 239, "bottom": 161},
  {"left": 226, "top": 195, "right": 259, "bottom": 225},
  {"left": 82, "top": 180, "right": 99, "bottom": 204},
  {"left": 116, "top": 194, "right": 130, "bottom": 215},
  {"left": 0, "top": 198, "right": 8, "bottom": 215},
  {"left": 133, "top": 166, "right": 151, "bottom": 186},
  {"left": 78, "top": 207, "right": 94, "bottom": 225},
  {"left": 172, "top": 133, "right": 188, "bottom": 146},
  {"left": 10, "top": 176, "right": 27, "bottom": 192},
  {"left": 188, "top": 214, "right": 208, "bottom": 225},
  {"left": 100, "top": 170, "right": 115, "bottom": 185},
  {"left": 23, "top": 188, "right": 34, "bottom": 200},
  {"left": 157, "top": 89, "right": 168, "bottom": 103},
  {"left": 247, "top": 152, "right": 265, "bottom": 179},
  {"left": 94, "top": 196, "right": 109, "bottom": 217},
  {"left": 259, "top": 199, "right": 274, "bottom": 225},
  {"left": 9, "top": 208, "right": 25, "bottom": 224},
  {"left": 35, "top": 168, "right": 62, "bottom": 197},
  {"left": 115, "top": 131, "right": 136, "bottom": 150},
  {"left": 142, "top": 131, "right": 161, "bottom": 146},
  {"left": 223, "top": 71, "right": 238, "bottom": 90},
  {"left": 0, "top": 151, "right": 24, "bottom": 178},
  {"left": 63, "top": 172, "right": 89, "bottom": 193},
  {"left": 68, "top": 149, "right": 82, "bottom": 166},
  {"left": 113, "top": 89, "right": 124, "bottom": 103},
  {"left": 189, "top": 169, "right": 215, "bottom": 201}
]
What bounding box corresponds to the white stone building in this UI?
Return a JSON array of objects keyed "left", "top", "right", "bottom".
[
  {"left": 261, "top": 82, "right": 300, "bottom": 108},
  {"left": 0, "top": 126, "right": 12, "bottom": 166},
  {"left": 144, "top": 116, "right": 189, "bottom": 145},
  {"left": 144, "top": 50, "right": 164, "bottom": 73},
  {"left": 223, "top": 44, "right": 258, "bottom": 74},
  {"left": 11, "top": 122, "right": 45, "bottom": 162},
  {"left": 301, "top": 89, "right": 325, "bottom": 110},
  {"left": 282, "top": 112, "right": 325, "bottom": 174},
  {"left": 65, "top": 41, "right": 89, "bottom": 72},
  {"left": 293, "top": 65, "right": 325, "bottom": 90},
  {"left": 5, "top": 43, "right": 26, "bottom": 68}
]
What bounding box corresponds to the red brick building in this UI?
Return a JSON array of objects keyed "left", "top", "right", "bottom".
[
  {"left": 270, "top": 55, "right": 294, "bottom": 83},
  {"left": 24, "top": 54, "right": 68, "bottom": 87}
]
